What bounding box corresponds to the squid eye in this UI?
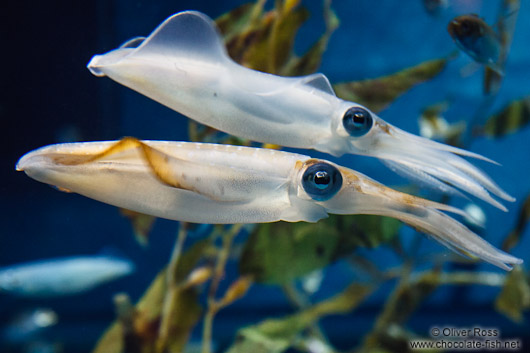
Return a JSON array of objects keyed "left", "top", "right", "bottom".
[
  {"left": 342, "top": 107, "right": 373, "bottom": 137},
  {"left": 302, "top": 162, "right": 342, "bottom": 201}
]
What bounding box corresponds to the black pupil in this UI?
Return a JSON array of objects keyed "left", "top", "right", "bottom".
[
  {"left": 342, "top": 107, "right": 373, "bottom": 137},
  {"left": 353, "top": 112, "right": 366, "bottom": 123},
  {"left": 314, "top": 171, "right": 330, "bottom": 186}
]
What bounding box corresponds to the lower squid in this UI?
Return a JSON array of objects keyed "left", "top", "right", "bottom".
[{"left": 17, "top": 138, "right": 522, "bottom": 270}]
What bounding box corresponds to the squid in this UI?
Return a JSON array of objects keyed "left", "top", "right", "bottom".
[
  {"left": 87, "top": 11, "right": 514, "bottom": 210},
  {"left": 16, "top": 138, "right": 522, "bottom": 270}
]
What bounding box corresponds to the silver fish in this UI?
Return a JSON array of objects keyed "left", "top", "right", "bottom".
[{"left": 0, "top": 254, "right": 134, "bottom": 298}]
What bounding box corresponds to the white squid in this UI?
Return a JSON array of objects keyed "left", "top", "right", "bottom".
[
  {"left": 87, "top": 11, "right": 514, "bottom": 210},
  {"left": 16, "top": 138, "right": 522, "bottom": 270}
]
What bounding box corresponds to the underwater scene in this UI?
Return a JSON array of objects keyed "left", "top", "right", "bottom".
[{"left": 3, "top": 0, "right": 530, "bottom": 352}]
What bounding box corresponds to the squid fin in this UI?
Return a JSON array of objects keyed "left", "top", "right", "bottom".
[
  {"left": 134, "top": 11, "right": 229, "bottom": 63},
  {"left": 119, "top": 36, "right": 146, "bottom": 49},
  {"left": 251, "top": 72, "right": 335, "bottom": 98},
  {"left": 298, "top": 73, "right": 336, "bottom": 95}
]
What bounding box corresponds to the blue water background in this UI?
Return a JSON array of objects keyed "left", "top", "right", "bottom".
[{"left": 2, "top": 0, "right": 530, "bottom": 352}]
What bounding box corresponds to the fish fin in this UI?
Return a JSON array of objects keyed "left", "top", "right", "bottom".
[
  {"left": 134, "top": 11, "right": 229, "bottom": 63},
  {"left": 119, "top": 36, "right": 146, "bottom": 49},
  {"left": 460, "top": 61, "right": 482, "bottom": 77},
  {"left": 298, "top": 73, "right": 336, "bottom": 95}
]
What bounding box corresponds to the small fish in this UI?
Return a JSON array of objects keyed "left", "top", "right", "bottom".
[
  {"left": 463, "top": 203, "right": 486, "bottom": 229},
  {"left": 16, "top": 138, "right": 522, "bottom": 270},
  {"left": 0, "top": 254, "right": 134, "bottom": 298},
  {"left": 87, "top": 11, "right": 513, "bottom": 210},
  {"left": 448, "top": 14, "right": 502, "bottom": 73},
  {"left": 449, "top": 1, "right": 520, "bottom": 94},
  {"left": 418, "top": 103, "right": 465, "bottom": 142},
  {"left": 2, "top": 308, "right": 58, "bottom": 344}
]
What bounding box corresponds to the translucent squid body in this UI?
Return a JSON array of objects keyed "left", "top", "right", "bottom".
[
  {"left": 87, "top": 11, "right": 514, "bottom": 210},
  {"left": 16, "top": 138, "right": 522, "bottom": 270}
]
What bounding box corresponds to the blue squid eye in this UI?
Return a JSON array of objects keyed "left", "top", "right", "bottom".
[
  {"left": 342, "top": 107, "right": 373, "bottom": 137},
  {"left": 302, "top": 162, "right": 342, "bottom": 201}
]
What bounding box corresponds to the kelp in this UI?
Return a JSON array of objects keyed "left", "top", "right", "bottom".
[
  {"left": 217, "top": 0, "right": 338, "bottom": 76},
  {"left": 226, "top": 283, "right": 375, "bottom": 353},
  {"left": 333, "top": 57, "right": 449, "bottom": 114},
  {"left": 495, "top": 266, "right": 530, "bottom": 322},
  {"left": 240, "top": 6, "right": 309, "bottom": 73},
  {"left": 240, "top": 215, "right": 401, "bottom": 284},
  {"left": 216, "top": 0, "right": 309, "bottom": 74},
  {"left": 215, "top": 1, "right": 266, "bottom": 45},
  {"left": 418, "top": 102, "right": 466, "bottom": 146},
  {"left": 227, "top": 269, "right": 518, "bottom": 353},
  {"left": 120, "top": 208, "right": 157, "bottom": 247},
  {"left": 240, "top": 222, "right": 342, "bottom": 284},
  {"left": 93, "top": 235, "right": 210, "bottom": 353},
  {"left": 483, "top": 96, "right": 530, "bottom": 137},
  {"left": 361, "top": 269, "right": 442, "bottom": 352},
  {"left": 502, "top": 193, "right": 530, "bottom": 251},
  {"left": 281, "top": 0, "right": 339, "bottom": 76},
  {"left": 92, "top": 225, "right": 252, "bottom": 353},
  {"left": 202, "top": 224, "right": 252, "bottom": 353},
  {"left": 361, "top": 269, "right": 511, "bottom": 353}
]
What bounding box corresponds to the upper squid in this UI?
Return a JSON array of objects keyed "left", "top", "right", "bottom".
[{"left": 87, "top": 11, "right": 514, "bottom": 210}]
